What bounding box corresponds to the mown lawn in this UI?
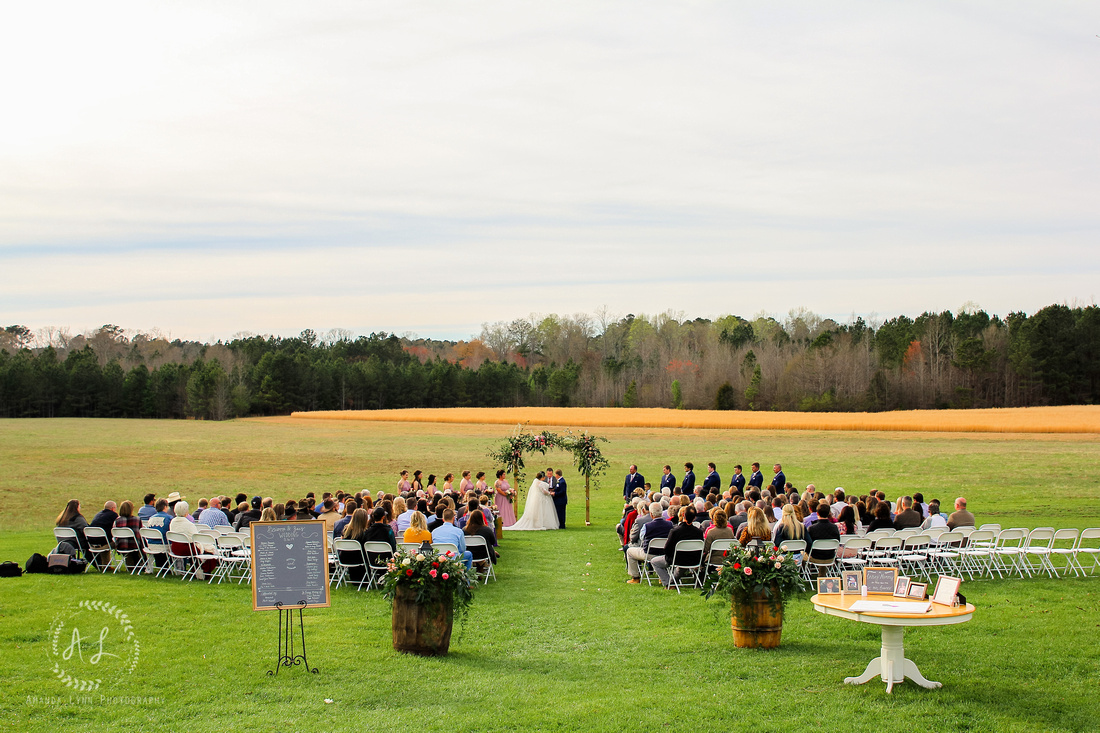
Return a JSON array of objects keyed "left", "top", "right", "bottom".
[{"left": 1, "top": 417, "right": 1099, "bottom": 732}]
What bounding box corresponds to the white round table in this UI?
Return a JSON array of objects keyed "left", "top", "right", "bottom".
[{"left": 811, "top": 593, "right": 975, "bottom": 693}]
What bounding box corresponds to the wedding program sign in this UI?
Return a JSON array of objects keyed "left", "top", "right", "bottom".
[{"left": 251, "top": 521, "right": 330, "bottom": 611}]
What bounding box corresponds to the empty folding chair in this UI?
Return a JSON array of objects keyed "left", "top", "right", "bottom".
[
  {"left": 898, "top": 535, "right": 931, "bottom": 582},
  {"left": 838, "top": 538, "right": 872, "bottom": 573},
  {"left": 978, "top": 523, "right": 1001, "bottom": 534},
  {"left": 667, "top": 539, "right": 705, "bottom": 594},
  {"left": 398, "top": 542, "right": 422, "bottom": 553},
  {"left": 1022, "top": 528, "right": 1057, "bottom": 578},
  {"left": 213, "top": 535, "right": 251, "bottom": 584},
  {"left": 958, "top": 530, "right": 996, "bottom": 579},
  {"left": 867, "top": 537, "right": 902, "bottom": 568},
  {"left": 1047, "top": 529, "right": 1081, "bottom": 578},
  {"left": 922, "top": 527, "right": 947, "bottom": 542},
  {"left": 991, "top": 528, "right": 1029, "bottom": 579},
  {"left": 777, "top": 540, "right": 810, "bottom": 585},
  {"left": 1075, "top": 528, "right": 1100, "bottom": 576},
  {"left": 928, "top": 531, "right": 964, "bottom": 576}
]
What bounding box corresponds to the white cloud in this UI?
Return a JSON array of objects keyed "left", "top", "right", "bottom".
[{"left": 1, "top": 1, "right": 1098, "bottom": 339}]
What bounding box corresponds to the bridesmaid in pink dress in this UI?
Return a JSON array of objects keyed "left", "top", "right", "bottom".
[
  {"left": 459, "top": 470, "right": 475, "bottom": 494},
  {"left": 397, "top": 470, "right": 412, "bottom": 494},
  {"left": 493, "top": 469, "right": 517, "bottom": 527}
]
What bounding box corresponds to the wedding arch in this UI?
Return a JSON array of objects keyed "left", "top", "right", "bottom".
[{"left": 486, "top": 424, "right": 610, "bottom": 526}]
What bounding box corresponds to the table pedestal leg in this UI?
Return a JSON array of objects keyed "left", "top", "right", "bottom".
[{"left": 843, "top": 625, "right": 941, "bottom": 692}]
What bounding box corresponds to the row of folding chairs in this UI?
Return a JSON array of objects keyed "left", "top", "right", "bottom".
[{"left": 330, "top": 537, "right": 497, "bottom": 591}]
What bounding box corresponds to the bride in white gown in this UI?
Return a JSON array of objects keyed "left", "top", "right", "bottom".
[{"left": 508, "top": 471, "right": 560, "bottom": 531}]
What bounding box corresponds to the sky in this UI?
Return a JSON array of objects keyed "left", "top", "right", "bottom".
[{"left": 2, "top": 1, "right": 1098, "bottom": 342}]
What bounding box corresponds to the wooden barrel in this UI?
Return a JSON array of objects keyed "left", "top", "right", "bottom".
[
  {"left": 392, "top": 586, "right": 454, "bottom": 656},
  {"left": 731, "top": 595, "right": 784, "bottom": 649}
]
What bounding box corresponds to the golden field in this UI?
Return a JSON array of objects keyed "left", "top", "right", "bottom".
[{"left": 290, "top": 405, "right": 1100, "bottom": 434}]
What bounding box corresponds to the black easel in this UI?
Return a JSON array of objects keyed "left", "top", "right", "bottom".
[{"left": 268, "top": 600, "right": 319, "bottom": 676}]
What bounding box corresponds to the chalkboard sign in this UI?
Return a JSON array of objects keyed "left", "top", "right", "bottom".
[
  {"left": 863, "top": 567, "right": 898, "bottom": 594},
  {"left": 251, "top": 521, "right": 330, "bottom": 611}
]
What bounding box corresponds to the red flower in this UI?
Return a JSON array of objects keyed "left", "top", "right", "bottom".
[
  {"left": 733, "top": 562, "right": 741, "bottom": 570},
  {"left": 405, "top": 568, "right": 414, "bottom": 576},
  {"left": 432, "top": 562, "right": 439, "bottom": 568}
]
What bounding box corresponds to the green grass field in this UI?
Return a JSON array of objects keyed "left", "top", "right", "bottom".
[{"left": 1, "top": 417, "right": 1099, "bottom": 732}]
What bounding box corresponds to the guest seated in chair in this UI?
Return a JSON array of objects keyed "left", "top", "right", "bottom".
[
  {"left": 403, "top": 511, "right": 433, "bottom": 546},
  {"left": 652, "top": 506, "right": 703, "bottom": 587},
  {"left": 113, "top": 500, "right": 144, "bottom": 571},
  {"left": 806, "top": 503, "right": 841, "bottom": 562}
]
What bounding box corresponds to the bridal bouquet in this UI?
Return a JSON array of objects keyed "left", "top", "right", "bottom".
[{"left": 505, "top": 488, "right": 517, "bottom": 503}]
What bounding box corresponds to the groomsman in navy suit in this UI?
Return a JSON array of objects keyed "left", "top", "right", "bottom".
[
  {"left": 660, "top": 465, "right": 676, "bottom": 493},
  {"left": 729, "top": 464, "right": 746, "bottom": 494},
  {"left": 682, "top": 463, "right": 696, "bottom": 495},
  {"left": 702, "top": 462, "right": 720, "bottom": 493},
  {"left": 551, "top": 470, "right": 568, "bottom": 528},
  {"left": 748, "top": 462, "right": 764, "bottom": 489},
  {"left": 770, "top": 463, "right": 786, "bottom": 492},
  {"left": 623, "top": 465, "right": 645, "bottom": 500}
]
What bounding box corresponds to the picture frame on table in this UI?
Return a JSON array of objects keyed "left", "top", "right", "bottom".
[
  {"left": 893, "top": 576, "right": 911, "bottom": 598},
  {"left": 842, "top": 570, "right": 862, "bottom": 593},
  {"left": 817, "top": 577, "right": 842, "bottom": 595},
  {"left": 907, "top": 582, "right": 928, "bottom": 600},
  {"left": 932, "top": 575, "right": 962, "bottom": 606},
  {"left": 863, "top": 566, "right": 897, "bottom": 594}
]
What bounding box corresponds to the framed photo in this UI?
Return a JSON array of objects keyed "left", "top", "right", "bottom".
[
  {"left": 907, "top": 582, "right": 928, "bottom": 600},
  {"left": 863, "top": 567, "right": 897, "bottom": 594},
  {"left": 817, "top": 577, "right": 842, "bottom": 595},
  {"left": 932, "top": 575, "right": 962, "bottom": 606},
  {"left": 842, "top": 570, "right": 862, "bottom": 593},
  {"left": 893, "top": 576, "right": 911, "bottom": 598}
]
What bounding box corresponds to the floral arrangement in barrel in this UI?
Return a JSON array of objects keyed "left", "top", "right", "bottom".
[
  {"left": 701, "top": 544, "right": 804, "bottom": 612},
  {"left": 382, "top": 548, "right": 475, "bottom": 626}
]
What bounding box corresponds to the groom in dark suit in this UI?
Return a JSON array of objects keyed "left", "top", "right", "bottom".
[{"left": 551, "top": 469, "right": 568, "bottom": 529}]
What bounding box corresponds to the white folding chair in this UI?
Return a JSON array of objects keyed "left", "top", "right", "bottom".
[
  {"left": 1075, "top": 528, "right": 1100, "bottom": 576},
  {"left": 52, "top": 527, "right": 81, "bottom": 557},
  {"left": 110, "top": 527, "right": 144, "bottom": 574},
  {"left": 465, "top": 535, "right": 497, "bottom": 584},
  {"left": 165, "top": 531, "right": 200, "bottom": 580},
  {"left": 139, "top": 527, "right": 171, "bottom": 576},
  {"left": 958, "top": 529, "right": 996, "bottom": 579},
  {"left": 362, "top": 542, "right": 395, "bottom": 590},
  {"left": 978, "top": 524, "right": 1001, "bottom": 533},
  {"left": 213, "top": 535, "right": 251, "bottom": 584},
  {"left": 991, "top": 528, "right": 1029, "bottom": 578},
  {"left": 398, "top": 542, "right": 422, "bottom": 553},
  {"left": 667, "top": 539, "right": 705, "bottom": 594},
  {"left": 82, "top": 527, "right": 114, "bottom": 572},
  {"left": 332, "top": 539, "right": 368, "bottom": 590},
  {"left": 640, "top": 538, "right": 667, "bottom": 587},
  {"left": 922, "top": 527, "right": 947, "bottom": 542},
  {"left": 868, "top": 537, "right": 902, "bottom": 568},
  {"left": 190, "top": 533, "right": 223, "bottom": 582},
  {"left": 707, "top": 538, "right": 737, "bottom": 575},
  {"left": 806, "top": 539, "right": 840, "bottom": 579},
  {"left": 213, "top": 525, "right": 235, "bottom": 536},
  {"left": 928, "top": 531, "right": 964, "bottom": 576},
  {"left": 838, "top": 538, "right": 872, "bottom": 572},
  {"left": 1022, "top": 528, "right": 1056, "bottom": 578},
  {"left": 898, "top": 535, "right": 931, "bottom": 582},
  {"left": 1048, "top": 529, "right": 1081, "bottom": 577}
]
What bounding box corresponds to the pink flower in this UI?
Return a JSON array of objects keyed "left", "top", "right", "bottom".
[
  {"left": 429, "top": 569, "right": 438, "bottom": 578},
  {"left": 775, "top": 562, "right": 782, "bottom": 569},
  {"left": 743, "top": 567, "right": 753, "bottom": 576},
  {"left": 442, "top": 573, "right": 449, "bottom": 579}
]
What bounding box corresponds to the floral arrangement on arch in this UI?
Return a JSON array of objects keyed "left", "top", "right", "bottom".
[
  {"left": 486, "top": 424, "right": 609, "bottom": 492},
  {"left": 701, "top": 544, "right": 804, "bottom": 612},
  {"left": 381, "top": 548, "right": 475, "bottom": 626}
]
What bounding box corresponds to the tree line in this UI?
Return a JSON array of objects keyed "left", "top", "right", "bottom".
[{"left": 0, "top": 303, "right": 1096, "bottom": 419}]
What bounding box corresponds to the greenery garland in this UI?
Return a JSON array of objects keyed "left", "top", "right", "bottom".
[{"left": 486, "top": 424, "right": 609, "bottom": 495}]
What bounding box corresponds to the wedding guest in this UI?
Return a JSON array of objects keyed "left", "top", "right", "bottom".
[
  {"left": 772, "top": 504, "right": 807, "bottom": 549},
  {"left": 191, "top": 498, "right": 208, "bottom": 520},
  {"left": 394, "top": 497, "right": 413, "bottom": 534},
  {"left": 340, "top": 509, "right": 372, "bottom": 585},
  {"left": 431, "top": 508, "right": 474, "bottom": 571},
  {"left": 948, "top": 497, "right": 975, "bottom": 530},
  {"left": 361, "top": 506, "right": 397, "bottom": 555},
  {"left": 293, "top": 500, "right": 314, "bottom": 521},
  {"left": 806, "top": 504, "right": 842, "bottom": 561},
  {"left": 837, "top": 505, "right": 860, "bottom": 536},
  {"left": 494, "top": 470, "right": 517, "bottom": 528},
  {"left": 428, "top": 503, "right": 446, "bottom": 532},
  {"left": 260, "top": 507, "right": 277, "bottom": 522},
  {"left": 333, "top": 500, "right": 357, "bottom": 538},
  {"left": 404, "top": 511, "right": 433, "bottom": 545},
  {"left": 626, "top": 502, "right": 671, "bottom": 584},
  {"left": 113, "top": 500, "right": 144, "bottom": 570},
  {"left": 464, "top": 509, "right": 499, "bottom": 566},
  {"left": 893, "top": 496, "right": 923, "bottom": 530},
  {"left": 234, "top": 497, "right": 264, "bottom": 531},
  {"left": 866, "top": 503, "right": 895, "bottom": 532},
  {"left": 737, "top": 507, "right": 771, "bottom": 547},
  {"left": 169, "top": 501, "right": 214, "bottom": 579},
  {"left": 652, "top": 506, "right": 703, "bottom": 587},
  {"left": 137, "top": 493, "right": 157, "bottom": 522},
  {"left": 317, "top": 499, "right": 341, "bottom": 530},
  {"left": 90, "top": 501, "right": 119, "bottom": 535},
  {"left": 703, "top": 510, "right": 735, "bottom": 565},
  {"left": 55, "top": 499, "right": 90, "bottom": 552}
]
